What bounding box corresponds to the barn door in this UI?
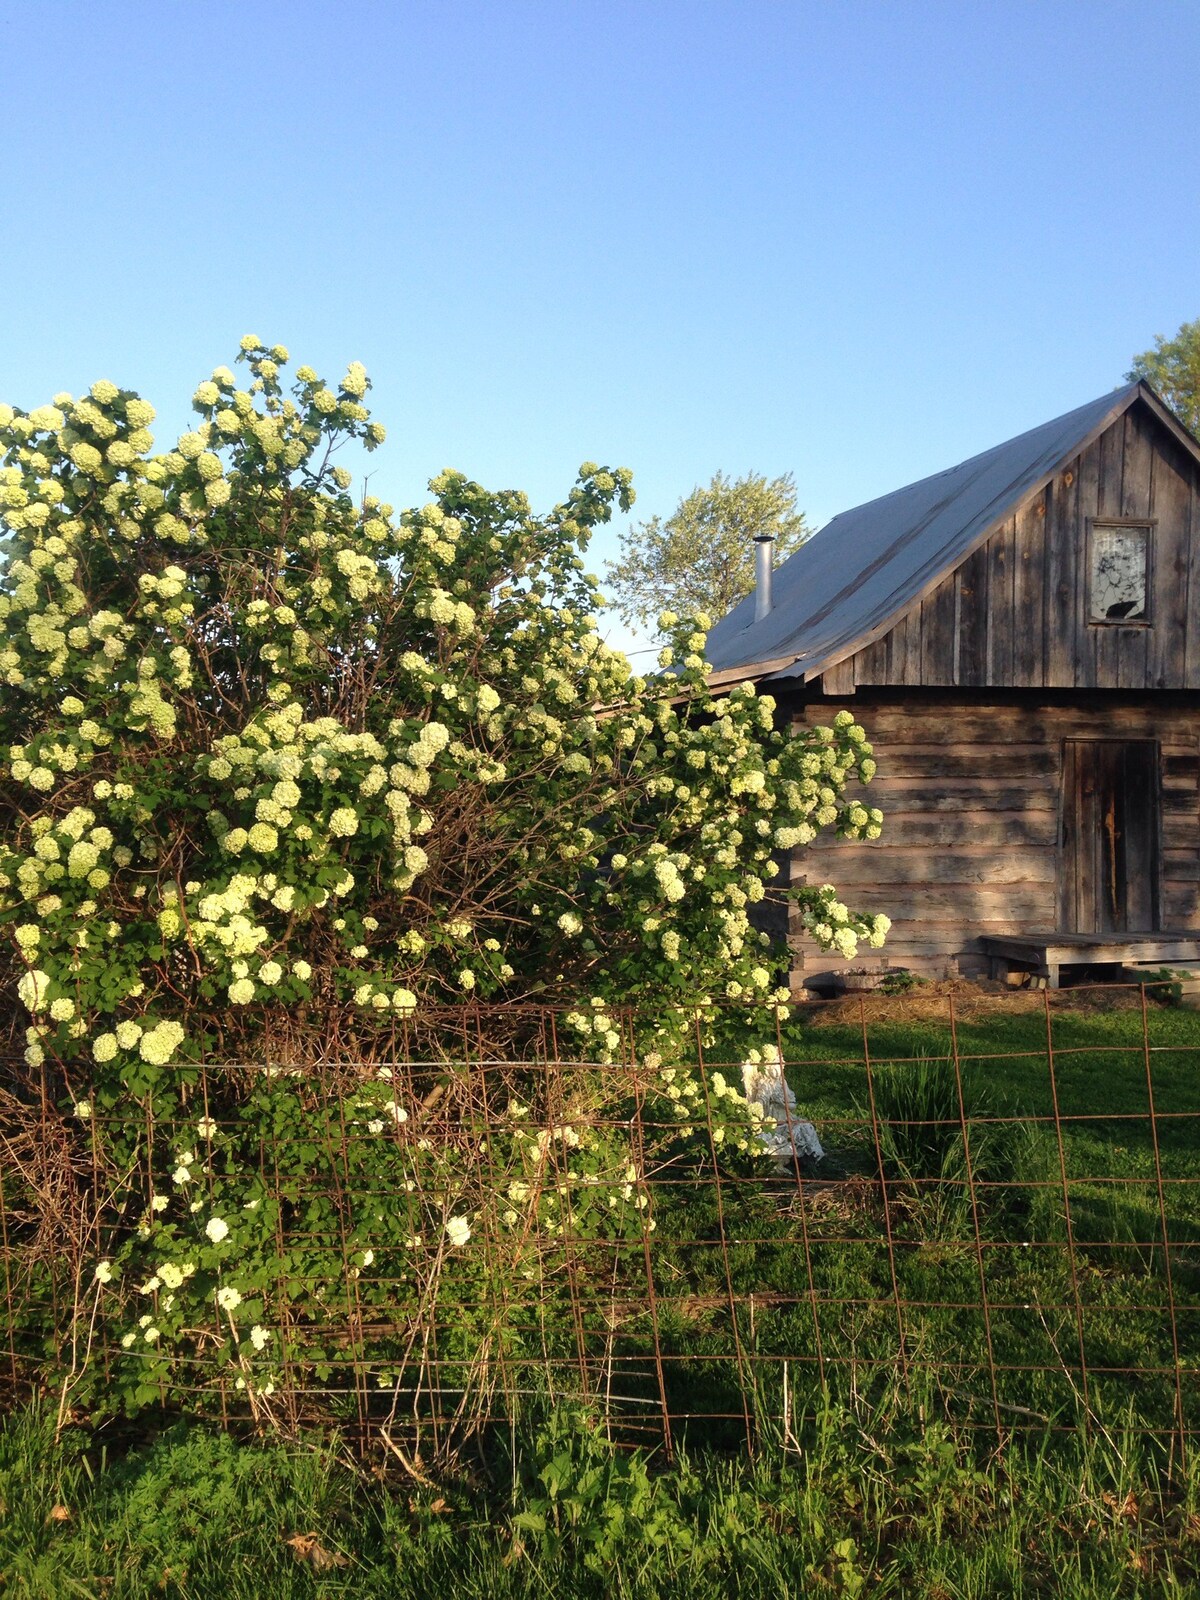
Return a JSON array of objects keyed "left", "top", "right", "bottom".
[{"left": 1060, "top": 741, "right": 1159, "bottom": 934}]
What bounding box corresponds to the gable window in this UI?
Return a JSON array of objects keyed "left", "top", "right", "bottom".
[{"left": 1090, "top": 521, "right": 1151, "bottom": 623}]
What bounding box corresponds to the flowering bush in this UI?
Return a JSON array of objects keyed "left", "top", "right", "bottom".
[
  {"left": 0, "top": 341, "right": 885, "bottom": 1423},
  {"left": 66, "top": 1047, "right": 810, "bottom": 1417}
]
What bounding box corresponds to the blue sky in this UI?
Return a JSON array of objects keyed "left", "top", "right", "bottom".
[{"left": 2, "top": 1, "right": 1197, "bottom": 658}]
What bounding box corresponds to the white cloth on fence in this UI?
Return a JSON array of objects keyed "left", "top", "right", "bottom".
[{"left": 741, "top": 1048, "right": 825, "bottom": 1168}]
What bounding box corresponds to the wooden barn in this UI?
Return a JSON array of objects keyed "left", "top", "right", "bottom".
[{"left": 705, "top": 380, "right": 1200, "bottom": 987}]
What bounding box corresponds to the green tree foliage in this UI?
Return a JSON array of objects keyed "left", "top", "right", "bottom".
[
  {"left": 0, "top": 344, "right": 884, "bottom": 1419},
  {"left": 604, "top": 470, "right": 810, "bottom": 634},
  {"left": 1127, "top": 317, "right": 1200, "bottom": 436}
]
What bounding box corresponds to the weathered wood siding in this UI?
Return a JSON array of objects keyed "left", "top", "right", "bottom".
[
  {"left": 820, "top": 403, "right": 1200, "bottom": 695},
  {"left": 787, "top": 697, "right": 1200, "bottom": 979}
]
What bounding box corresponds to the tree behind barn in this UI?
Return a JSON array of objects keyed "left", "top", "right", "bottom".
[
  {"left": 605, "top": 469, "right": 810, "bottom": 634},
  {"left": 1128, "top": 317, "right": 1200, "bottom": 435}
]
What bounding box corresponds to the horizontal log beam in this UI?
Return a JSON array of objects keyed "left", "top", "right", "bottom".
[
  {"left": 807, "top": 850, "right": 1056, "bottom": 887},
  {"left": 798, "top": 706, "right": 1200, "bottom": 743},
  {"left": 791, "top": 884, "right": 1055, "bottom": 919},
  {"left": 857, "top": 781, "right": 1059, "bottom": 810},
  {"left": 806, "top": 815, "right": 1058, "bottom": 849}
]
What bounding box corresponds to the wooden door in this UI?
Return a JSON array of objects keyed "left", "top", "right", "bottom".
[{"left": 1060, "top": 741, "right": 1159, "bottom": 934}]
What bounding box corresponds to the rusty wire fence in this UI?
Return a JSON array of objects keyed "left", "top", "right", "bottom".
[{"left": 1, "top": 986, "right": 1198, "bottom": 1464}]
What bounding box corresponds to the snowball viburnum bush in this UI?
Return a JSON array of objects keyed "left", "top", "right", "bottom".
[
  {"left": 0, "top": 338, "right": 884, "bottom": 1076},
  {"left": 0, "top": 341, "right": 885, "bottom": 1420}
]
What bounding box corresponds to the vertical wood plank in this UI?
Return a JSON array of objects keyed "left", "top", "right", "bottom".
[
  {"left": 986, "top": 518, "right": 1015, "bottom": 684},
  {"left": 1099, "top": 742, "right": 1124, "bottom": 933},
  {"left": 1121, "top": 405, "right": 1155, "bottom": 518},
  {"left": 1099, "top": 413, "right": 1126, "bottom": 514},
  {"left": 1150, "top": 433, "right": 1192, "bottom": 689},
  {"left": 1075, "top": 433, "right": 1103, "bottom": 688},
  {"left": 953, "top": 557, "right": 962, "bottom": 683},
  {"left": 1059, "top": 739, "right": 1076, "bottom": 930},
  {"left": 956, "top": 544, "right": 989, "bottom": 686},
  {"left": 1040, "top": 475, "right": 1054, "bottom": 687},
  {"left": 884, "top": 612, "right": 907, "bottom": 682},
  {"left": 869, "top": 636, "right": 889, "bottom": 682},
  {"left": 1123, "top": 741, "right": 1159, "bottom": 932},
  {"left": 1184, "top": 470, "right": 1200, "bottom": 689},
  {"left": 1046, "top": 465, "right": 1079, "bottom": 687},
  {"left": 1094, "top": 421, "right": 1125, "bottom": 687},
  {"left": 859, "top": 637, "right": 888, "bottom": 685},
  {"left": 1077, "top": 741, "right": 1101, "bottom": 933},
  {"left": 900, "top": 599, "right": 923, "bottom": 684},
  {"left": 1013, "top": 493, "right": 1046, "bottom": 687},
  {"left": 921, "top": 571, "right": 958, "bottom": 683},
  {"left": 820, "top": 658, "right": 856, "bottom": 696},
  {"left": 1119, "top": 408, "right": 1155, "bottom": 688},
  {"left": 1117, "top": 630, "right": 1149, "bottom": 692}
]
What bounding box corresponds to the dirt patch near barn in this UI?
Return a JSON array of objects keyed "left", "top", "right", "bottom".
[{"left": 798, "top": 975, "right": 1160, "bottom": 1028}]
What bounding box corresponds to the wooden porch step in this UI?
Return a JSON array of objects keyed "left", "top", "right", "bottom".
[{"left": 979, "top": 932, "right": 1200, "bottom": 988}]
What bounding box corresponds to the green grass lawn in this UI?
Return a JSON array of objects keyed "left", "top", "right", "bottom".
[{"left": 629, "top": 991, "right": 1200, "bottom": 1455}]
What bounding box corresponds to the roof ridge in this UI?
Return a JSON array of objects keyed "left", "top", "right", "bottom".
[{"left": 815, "top": 381, "right": 1142, "bottom": 532}]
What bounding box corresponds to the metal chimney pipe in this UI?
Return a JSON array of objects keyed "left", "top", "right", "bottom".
[{"left": 754, "top": 532, "right": 774, "bottom": 622}]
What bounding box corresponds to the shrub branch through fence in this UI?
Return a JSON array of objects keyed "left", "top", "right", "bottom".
[{"left": 1, "top": 988, "right": 1197, "bottom": 1467}]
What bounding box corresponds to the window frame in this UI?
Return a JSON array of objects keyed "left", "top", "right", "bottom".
[{"left": 1086, "top": 515, "right": 1155, "bottom": 628}]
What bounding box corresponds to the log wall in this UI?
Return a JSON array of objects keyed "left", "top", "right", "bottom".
[{"left": 786, "top": 696, "right": 1200, "bottom": 980}]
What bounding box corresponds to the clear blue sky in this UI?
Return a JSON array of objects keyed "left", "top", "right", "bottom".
[{"left": 2, "top": 1, "right": 1197, "bottom": 658}]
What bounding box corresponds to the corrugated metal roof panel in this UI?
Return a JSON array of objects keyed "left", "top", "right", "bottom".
[{"left": 705, "top": 383, "right": 1143, "bottom": 681}]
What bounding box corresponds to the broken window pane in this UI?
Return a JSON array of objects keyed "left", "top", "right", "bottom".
[{"left": 1091, "top": 524, "right": 1148, "bottom": 622}]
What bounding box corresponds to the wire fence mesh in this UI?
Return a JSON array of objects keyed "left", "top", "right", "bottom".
[{"left": 2, "top": 985, "right": 1197, "bottom": 1464}]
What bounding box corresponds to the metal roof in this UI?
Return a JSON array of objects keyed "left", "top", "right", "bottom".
[{"left": 704, "top": 381, "right": 1166, "bottom": 684}]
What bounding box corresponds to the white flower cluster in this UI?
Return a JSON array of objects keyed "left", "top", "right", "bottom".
[
  {"left": 652, "top": 856, "right": 687, "bottom": 902},
  {"left": 802, "top": 884, "right": 892, "bottom": 959},
  {"left": 93, "top": 1017, "right": 188, "bottom": 1067},
  {"left": 563, "top": 998, "right": 621, "bottom": 1062}
]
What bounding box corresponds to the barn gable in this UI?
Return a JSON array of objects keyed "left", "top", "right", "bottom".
[
  {"left": 824, "top": 398, "right": 1200, "bottom": 695},
  {"left": 706, "top": 382, "right": 1200, "bottom": 695}
]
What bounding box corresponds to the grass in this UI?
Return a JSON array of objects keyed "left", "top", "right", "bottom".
[
  {"left": 782, "top": 988, "right": 1200, "bottom": 1194},
  {"left": 2, "top": 1398, "right": 1198, "bottom": 1598},
  {"left": 4, "top": 992, "right": 1200, "bottom": 1595},
  {"left": 639, "top": 991, "right": 1200, "bottom": 1453}
]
